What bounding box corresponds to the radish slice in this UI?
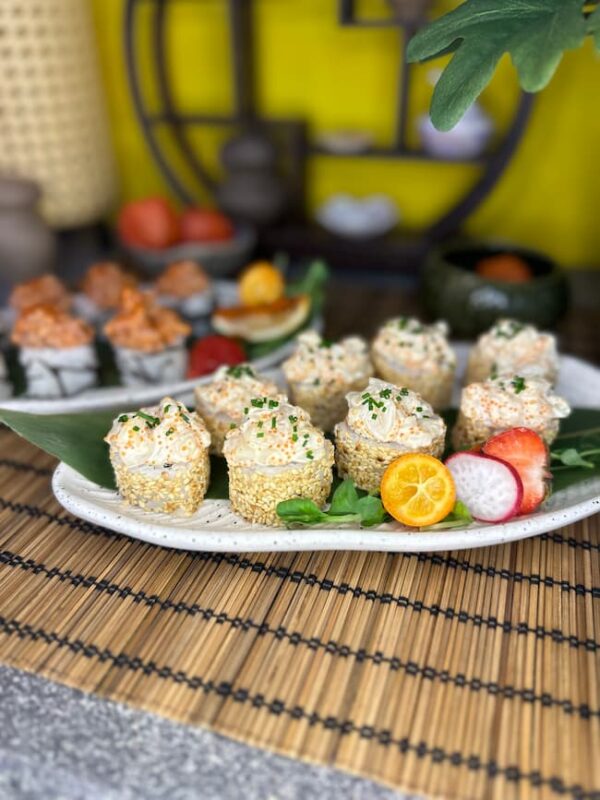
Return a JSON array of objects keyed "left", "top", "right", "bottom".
[{"left": 445, "top": 452, "right": 523, "bottom": 523}]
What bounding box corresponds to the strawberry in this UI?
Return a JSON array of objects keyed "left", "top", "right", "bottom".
[{"left": 482, "top": 427, "right": 550, "bottom": 515}]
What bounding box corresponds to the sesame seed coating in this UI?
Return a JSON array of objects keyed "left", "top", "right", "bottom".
[
  {"left": 334, "top": 422, "right": 445, "bottom": 494},
  {"left": 227, "top": 454, "right": 334, "bottom": 526},
  {"left": 111, "top": 453, "right": 210, "bottom": 516}
]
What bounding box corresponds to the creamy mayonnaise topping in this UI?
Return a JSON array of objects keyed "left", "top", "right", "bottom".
[
  {"left": 105, "top": 396, "right": 210, "bottom": 469},
  {"left": 471, "top": 318, "right": 559, "bottom": 379},
  {"left": 195, "top": 364, "right": 283, "bottom": 421},
  {"left": 223, "top": 396, "right": 332, "bottom": 467},
  {"left": 459, "top": 374, "right": 570, "bottom": 429},
  {"left": 282, "top": 331, "right": 373, "bottom": 386},
  {"left": 371, "top": 317, "right": 456, "bottom": 372},
  {"left": 343, "top": 377, "right": 445, "bottom": 446}
]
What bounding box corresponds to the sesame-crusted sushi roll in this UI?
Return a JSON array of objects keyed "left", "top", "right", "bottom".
[
  {"left": 104, "top": 288, "right": 191, "bottom": 387},
  {"left": 155, "top": 260, "right": 213, "bottom": 326},
  {"left": 282, "top": 331, "right": 373, "bottom": 432},
  {"left": 334, "top": 378, "right": 446, "bottom": 494},
  {"left": 11, "top": 305, "right": 98, "bottom": 398},
  {"left": 0, "top": 352, "right": 12, "bottom": 400},
  {"left": 452, "top": 374, "right": 570, "bottom": 451},
  {"left": 466, "top": 318, "right": 560, "bottom": 385},
  {"left": 74, "top": 261, "right": 137, "bottom": 324},
  {"left": 194, "top": 363, "right": 285, "bottom": 455},
  {"left": 371, "top": 317, "right": 456, "bottom": 410},
  {"left": 105, "top": 397, "right": 211, "bottom": 516},
  {"left": 223, "top": 396, "right": 334, "bottom": 526}
]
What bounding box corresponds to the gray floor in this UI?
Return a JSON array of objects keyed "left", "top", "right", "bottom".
[{"left": 0, "top": 665, "right": 416, "bottom": 800}]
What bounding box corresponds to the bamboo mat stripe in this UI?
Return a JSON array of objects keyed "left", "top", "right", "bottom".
[
  {"left": 0, "top": 430, "right": 599, "bottom": 799},
  {"left": 0, "top": 614, "right": 597, "bottom": 799},
  {"left": 0, "top": 497, "right": 598, "bottom": 648},
  {"left": 0, "top": 546, "right": 597, "bottom": 721}
]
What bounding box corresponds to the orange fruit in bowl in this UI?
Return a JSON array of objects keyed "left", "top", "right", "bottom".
[
  {"left": 380, "top": 453, "right": 456, "bottom": 527},
  {"left": 239, "top": 261, "right": 285, "bottom": 306}
]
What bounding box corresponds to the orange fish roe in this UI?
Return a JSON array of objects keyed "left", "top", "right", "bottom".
[
  {"left": 11, "top": 305, "right": 94, "bottom": 348},
  {"left": 104, "top": 287, "right": 191, "bottom": 353},
  {"left": 155, "top": 260, "right": 210, "bottom": 298},
  {"left": 9, "top": 275, "right": 70, "bottom": 313},
  {"left": 82, "top": 262, "right": 137, "bottom": 309}
]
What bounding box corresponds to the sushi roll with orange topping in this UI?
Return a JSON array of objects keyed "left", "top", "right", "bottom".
[
  {"left": 11, "top": 305, "right": 98, "bottom": 398},
  {"left": 466, "top": 318, "right": 560, "bottom": 385},
  {"left": 334, "top": 378, "right": 446, "bottom": 494},
  {"left": 75, "top": 261, "right": 137, "bottom": 324},
  {"left": 155, "top": 260, "right": 213, "bottom": 325},
  {"left": 223, "top": 396, "right": 334, "bottom": 526},
  {"left": 452, "top": 374, "right": 570, "bottom": 451},
  {"left": 371, "top": 317, "right": 456, "bottom": 410},
  {"left": 9, "top": 274, "right": 70, "bottom": 314},
  {"left": 194, "top": 363, "right": 284, "bottom": 455},
  {"left": 105, "top": 397, "right": 211, "bottom": 515},
  {"left": 104, "top": 288, "right": 191, "bottom": 387},
  {"left": 282, "top": 331, "right": 373, "bottom": 431}
]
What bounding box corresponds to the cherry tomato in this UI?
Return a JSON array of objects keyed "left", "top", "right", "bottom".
[
  {"left": 118, "top": 197, "right": 180, "bottom": 250},
  {"left": 187, "top": 335, "right": 246, "bottom": 378},
  {"left": 180, "top": 208, "right": 234, "bottom": 243}
]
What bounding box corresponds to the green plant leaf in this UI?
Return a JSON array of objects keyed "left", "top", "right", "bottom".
[
  {"left": 423, "top": 499, "right": 474, "bottom": 530},
  {"left": 588, "top": 4, "right": 600, "bottom": 49},
  {"left": 355, "top": 494, "right": 389, "bottom": 527},
  {"left": 276, "top": 497, "right": 331, "bottom": 525},
  {"left": 407, "top": 0, "right": 587, "bottom": 130},
  {"left": 328, "top": 478, "right": 360, "bottom": 515},
  {"left": 0, "top": 407, "right": 117, "bottom": 489}
]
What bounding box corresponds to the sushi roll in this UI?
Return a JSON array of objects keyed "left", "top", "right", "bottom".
[
  {"left": 10, "top": 305, "right": 98, "bottom": 398},
  {"left": 194, "top": 363, "right": 284, "bottom": 455},
  {"left": 334, "top": 377, "right": 446, "bottom": 494},
  {"left": 105, "top": 397, "right": 211, "bottom": 515},
  {"left": 155, "top": 260, "right": 213, "bottom": 324},
  {"left": 74, "top": 261, "right": 137, "bottom": 324},
  {"left": 0, "top": 352, "right": 12, "bottom": 400},
  {"left": 452, "top": 374, "right": 570, "bottom": 451},
  {"left": 223, "top": 396, "right": 334, "bottom": 526},
  {"left": 371, "top": 317, "right": 456, "bottom": 410},
  {"left": 281, "top": 331, "right": 373, "bottom": 431},
  {"left": 466, "top": 318, "right": 560, "bottom": 385},
  {"left": 9, "top": 274, "right": 70, "bottom": 314},
  {"left": 104, "top": 288, "right": 191, "bottom": 387}
]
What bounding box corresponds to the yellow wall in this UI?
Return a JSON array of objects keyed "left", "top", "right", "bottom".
[{"left": 91, "top": 0, "right": 600, "bottom": 268}]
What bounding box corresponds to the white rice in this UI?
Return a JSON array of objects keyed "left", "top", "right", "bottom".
[{"left": 19, "top": 345, "right": 98, "bottom": 398}]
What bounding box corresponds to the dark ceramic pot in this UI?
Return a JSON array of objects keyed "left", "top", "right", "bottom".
[{"left": 422, "top": 242, "right": 569, "bottom": 338}]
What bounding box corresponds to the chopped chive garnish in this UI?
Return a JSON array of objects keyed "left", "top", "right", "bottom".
[
  {"left": 257, "top": 432, "right": 265, "bottom": 438},
  {"left": 163, "top": 404, "right": 171, "bottom": 413},
  {"left": 226, "top": 364, "right": 254, "bottom": 378},
  {"left": 165, "top": 427, "right": 175, "bottom": 436},
  {"left": 292, "top": 434, "right": 298, "bottom": 442},
  {"left": 135, "top": 411, "right": 160, "bottom": 427},
  {"left": 268, "top": 399, "right": 279, "bottom": 409},
  {"left": 132, "top": 425, "right": 140, "bottom": 432},
  {"left": 306, "top": 450, "right": 314, "bottom": 460},
  {"left": 512, "top": 376, "right": 526, "bottom": 394},
  {"left": 118, "top": 414, "right": 129, "bottom": 423},
  {"left": 288, "top": 415, "right": 298, "bottom": 424},
  {"left": 271, "top": 417, "right": 277, "bottom": 429}
]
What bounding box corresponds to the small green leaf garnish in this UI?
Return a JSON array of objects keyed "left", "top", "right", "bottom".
[
  {"left": 226, "top": 364, "right": 255, "bottom": 379},
  {"left": 551, "top": 447, "right": 600, "bottom": 470},
  {"left": 277, "top": 479, "right": 388, "bottom": 528}
]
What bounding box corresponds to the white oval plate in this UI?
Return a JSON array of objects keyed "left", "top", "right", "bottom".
[
  {"left": 51, "top": 350, "right": 600, "bottom": 552},
  {"left": 52, "top": 463, "right": 600, "bottom": 553}
]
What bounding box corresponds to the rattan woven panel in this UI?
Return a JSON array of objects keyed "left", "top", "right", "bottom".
[{"left": 0, "top": 427, "right": 598, "bottom": 800}]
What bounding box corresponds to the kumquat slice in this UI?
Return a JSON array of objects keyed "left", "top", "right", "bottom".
[{"left": 380, "top": 453, "right": 456, "bottom": 527}]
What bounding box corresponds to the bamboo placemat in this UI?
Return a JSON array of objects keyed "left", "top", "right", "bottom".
[{"left": 0, "top": 426, "right": 598, "bottom": 800}]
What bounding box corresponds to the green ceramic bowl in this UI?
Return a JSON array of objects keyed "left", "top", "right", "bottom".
[{"left": 422, "top": 242, "right": 569, "bottom": 338}]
